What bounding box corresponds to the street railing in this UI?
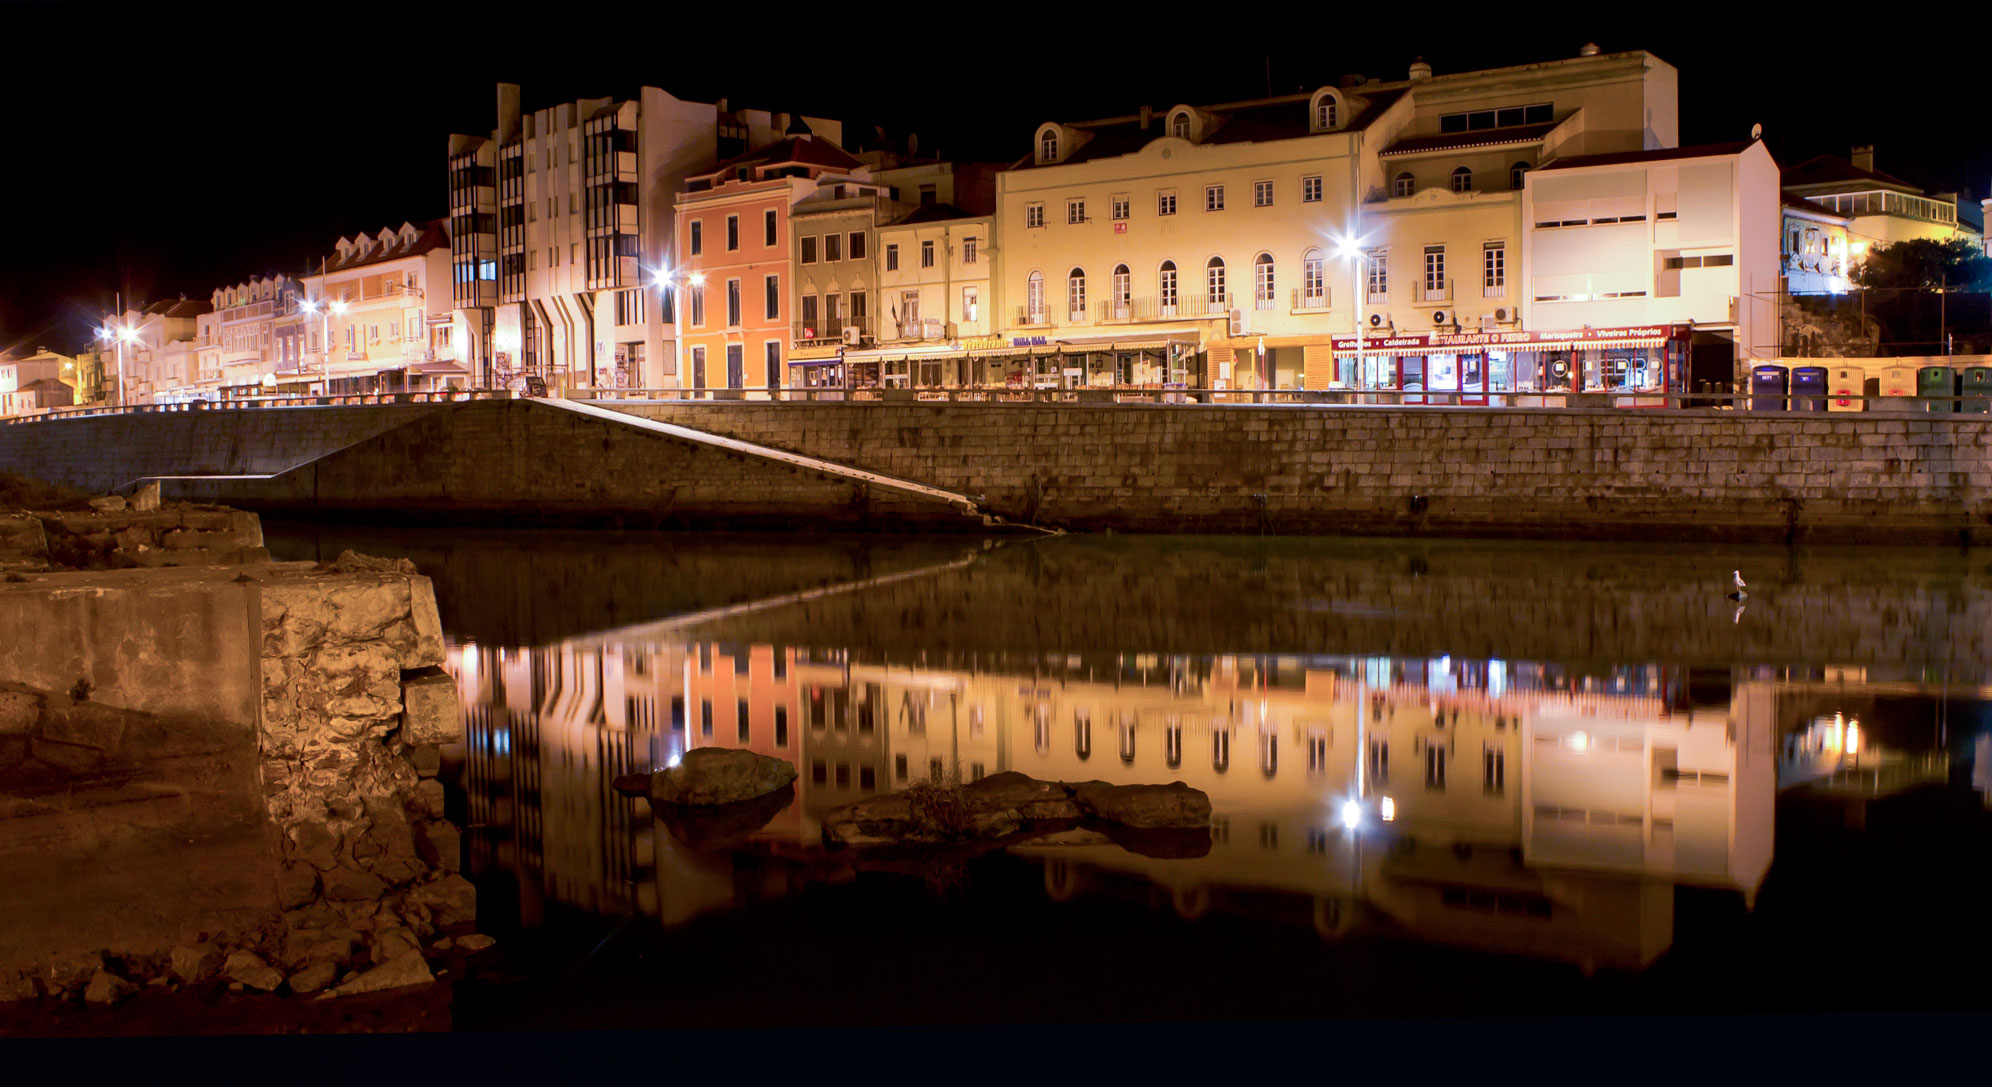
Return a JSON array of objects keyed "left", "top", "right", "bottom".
[{"left": 6, "top": 386, "right": 1990, "bottom": 422}]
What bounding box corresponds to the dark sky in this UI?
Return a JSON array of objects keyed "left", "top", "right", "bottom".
[{"left": 3, "top": 2, "right": 1980, "bottom": 354}]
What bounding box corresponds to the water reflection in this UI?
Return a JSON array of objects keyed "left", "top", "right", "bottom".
[{"left": 446, "top": 633, "right": 1983, "bottom": 973}]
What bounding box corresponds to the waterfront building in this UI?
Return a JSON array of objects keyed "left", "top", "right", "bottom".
[
  {"left": 59, "top": 346, "right": 106, "bottom": 406},
  {"left": 210, "top": 276, "right": 297, "bottom": 398},
  {"left": 1782, "top": 147, "right": 1984, "bottom": 258},
  {"left": 673, "top": 129, "right": 869, "bottom": 396},
  {"left": 298, "top": 220, "right": 458, "bottom": 395},
  {"left": 0, "top": 347, "right": 77, "bottom": 416},
  {"left": 447, "top": 84, "right": 841, "bottom": 393},
  {"left": 1780, "top": 193, "right": 1853, "bottom": 296},
  {"left": 990, "top": 45, "right": 1681, "bottom": 394},
  {"left": 117, "top": 297, "right": 212, "bottom": 404}
]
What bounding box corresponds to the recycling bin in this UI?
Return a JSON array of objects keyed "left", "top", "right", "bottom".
[
  {"left": 1962, "top": 366, "right": 1992, "bottom": 414},
  {"left": 1876, "top": 365, "right": 1918, "bottom": 412},
  {"left": 1827, "top": 365, "right": 1865, "bottom": 412},
  {"left": 1791, "top": 365, "right": 1828, "bottom": 411},
  {"left": 1750, "top": 364, "right": 1789, "bottom": 411},
  {"left": 1918, "top": 365, "right": 1955, "bottom": 413}
]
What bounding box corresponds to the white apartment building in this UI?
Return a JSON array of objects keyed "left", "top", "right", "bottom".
[
  {"left": 991, "top": 45, "right": 1681, "bottom": 394},
  {"left": 115, "top": 297, "right": 211, "bottom": 404},
  {"left": 866, "top": 204, "right": 997, "bottom": 387},
  {"left": 0, "top": 348, "right": 75, "bottom": 416},
  {"left": 448, "top": 83, "right": 841, "bottom": 392},
  {"left": 299, "top": 221, "right": 456, "bottom": 394},
  {"left": 210, "top": 276, "right": 298, "bottom": 397}
]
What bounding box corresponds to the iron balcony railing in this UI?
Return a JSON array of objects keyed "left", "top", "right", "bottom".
[
  {"left": 1088, "top": 294, "right": 1235, "bottom": 323},
  {"left": 1291, "top": 287, "right": 1331, "bottom": 312}
]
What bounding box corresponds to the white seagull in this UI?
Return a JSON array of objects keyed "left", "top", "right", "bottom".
[{"left": 1726, "top": 570, "right": 1748, "bottom": 602}]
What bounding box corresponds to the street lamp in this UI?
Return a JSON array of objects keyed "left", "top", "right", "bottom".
[
  {"left": 1333, "top": 230, "right": 1370, "bottom": 399},
  {"left": 100, "top": 322, "right": 139, "bottom": 408},
  {"left": 299, "top": 297, "right": 348, "bottom": 396}
]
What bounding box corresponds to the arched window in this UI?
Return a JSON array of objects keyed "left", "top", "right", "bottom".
[
  {"left": 1067, "top": 267, "right": 1086, "bottom": 322},
  {"left": 1025, "top": 270, "right": 1045, "bottom": 323},
  {"left": 1302, "top": 248, "right": 1326, "bottom": 306},
  {"left": 1319, "top": 99, "right": 1338, "bottom": 130},
  {"left": 1170, "top": 112, "right": 1190, "bottom": 139},
  {"left": 1206, "top": 256, "right": 1226, "bottom": 306},
  {"left": 1159, "top": 260, "right": 1179, "bottom": 314},
  {"left": 1039, "top": 129, "right": 1058, "bottom": 162},
  {"left": 1253, "top": 252, "right": 1275, "bottom": 309},
  {"left": 1510, "top": 161, "right": 1531, "bottom": 191},
  {"left": 1110, "top": 264, "right": 1131, "bottom": 319},
  {"left": 1451, "top": 166, "right": 1473, "bottom": 193},
  {"left": 1393, "top": 172, "right": 1415, "bottom": 198},
  {"left": 1074, "top": 709, "right": 1092, "bottom": 761}
]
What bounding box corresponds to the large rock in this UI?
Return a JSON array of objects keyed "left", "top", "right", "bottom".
[
  {"left": 399, "top": 668, "right": 460, "bottom": 745},
  {"left": 169, "top": 942, "right": 224, "bottom": 983},
  {"left": 83, "top": 970, "right": 134, "bottom": 1006},
  {"left": 323, "top": 950, "right": 433, "bottom": 998},
  {"left": 222, "top": 950, "right": 285, "bottom": 992},
  {"left": 129, "top": 481, "right": 161, "bottom": 512},
  {"left": 649, "top": 747, "right": 797, "bottom": 806},
  {"left": 1070, "top": 781, "right": 1212, "bottom": 829},
  {"left": 655, "top": 784, "right": 795, "bottom": 850},
  {"left": 287, "top": 962, "right": 339, "bottom": 995},
  {"left": 323, "top": 865, "right": 389, "bottom": 901},
  {"left": 404, "top": 873, "right": 477, "bottom": 928},
  {"left": 821, "top": 772, "right": 1080, "bottom": 847},
  {"left": 412, "top": 819, "right": 461, "bottom": 872},
  {"left": 44, "top": 950, "right": 102, "bottom": 994},
  {"left": 1, "top": 969, "right": 38, "bottom": 1003},
  {"left": 0, "top": 689, "right": 41, "bottom": 736}
]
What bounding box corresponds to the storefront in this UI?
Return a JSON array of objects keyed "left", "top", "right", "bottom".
[{"left": 1329, "top": 324, "right": 1693, "bottom": 406}]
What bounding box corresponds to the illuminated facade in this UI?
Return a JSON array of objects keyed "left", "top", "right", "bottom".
[
  {"left": 989, "top": 46, "right": 1681, "bottom": 394},
  {"left": 1782, "top": 146, "right": 1984, "bottom": 255},
  {"left": 1781, "top": 193, "right": 1853, "bottom": 296},
  {"left": 297, "top": 221, "right": 458, "bottom": 395},
  {"left": 0, "top": 347, "right": 78, "bottom": 416},
  {"left": 208, "top": 276, "right": 296, "bottom": 397},
  {"left": 112, "top": 297, "right": 211, "bottom": 404},
  {"left": 447, "top": 84, "right": 842, "bottom": 392}
]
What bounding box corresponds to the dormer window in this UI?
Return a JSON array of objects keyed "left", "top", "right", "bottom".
[
  {"left": 1039, "top": 128, "right": 1059, "bottom": 163},
  {"left": 1170, "top": 113, "right": 1190, "bottom": 140},
  {"left": 1309, "top": 89, "right": 1345, "bottom": 133}
]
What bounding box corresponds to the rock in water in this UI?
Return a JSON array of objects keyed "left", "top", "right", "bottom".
[
  {"left": 223, "top": 950, "right": 286, "bottom": 992},
  {"left": 287, "top": 962, "right": 338, "bottom": 995},
  {"left": 169, "top": 943, "right": 224, "bottom": 983},
  {"left": 655, "top": 784, "right": 795, "bottom": 849},
  {"left": 1070, "top": 781, "right": 1212, "bottom": 829},
  {"left": 83, "top": 971, "right": 134, "bottom": 1006},
  {"left": 649, "top": 747, "right": 797, "bottom": 806},
  {"left": 455, "top": 934, "right": 496, "bottom": 953}
]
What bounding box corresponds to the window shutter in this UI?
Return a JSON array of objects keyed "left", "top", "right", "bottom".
[{"left": 1303, "top": 344, "right": 1335, "bottom": 390}]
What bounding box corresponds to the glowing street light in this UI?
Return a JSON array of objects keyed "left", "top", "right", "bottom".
[{"left": 1341, "top": 799, "right": 1363, "bottom": 830}]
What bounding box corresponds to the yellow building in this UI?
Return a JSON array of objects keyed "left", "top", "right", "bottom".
[
  {"left": 992, "top": 46, "right": 1678, "bottom": 392},
  {"left": 1783, "top": 147, "right": 1983, "bottom": 256}
]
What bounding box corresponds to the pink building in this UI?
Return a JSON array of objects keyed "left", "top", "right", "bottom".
[{"left": 674, "top": 127, "right": 867, "bottom": 396}]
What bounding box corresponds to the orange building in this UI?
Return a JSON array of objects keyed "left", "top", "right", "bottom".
[{"left": 673, "top": 127, "right": 868, "bottom": 396}]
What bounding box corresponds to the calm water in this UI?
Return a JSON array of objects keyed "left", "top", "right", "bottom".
[{"left": 268, "top": 525, "right": 1992, "bottom": 1026}]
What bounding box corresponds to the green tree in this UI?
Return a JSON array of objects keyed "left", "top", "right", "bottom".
[{"left": 1853, "top": 236, "right": 1992, "bottom": 292}]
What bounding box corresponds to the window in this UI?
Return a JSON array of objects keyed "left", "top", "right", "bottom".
[
  {"left": 1212, "top": 726, "right": 1230, "bottom": 772},
  {"left": 851, "top": 290, "right": 867, "bottom": 327},
  {"left": 962, "top": 286, "right": 978, "bottom": 322},
  {"left": 848, "top": 232, "right": 866, "bottom": 260},
  {"left": 1159, "top": 261, "right": 1178, "bottom": 312},
  {"left": 1170, "top": 113, "right": 1190, "bottom": 139},
  {"left": 765, "top": 274, "right": 780, "bottom": 320},
  {"left": 1451, "top": 167, "right": 1473, "bottom": 193},
  {"left": 1068, "top": 198, "right": 1086, "bottom": 224},
  {"left": 1425, "top": 743, "right": 1446, "bottom": 790},
  {"left": 921, "top": 240, "right": 935, "bottom": 268},
  {"left": 764, "top": 209, "right": 778, "bottom": 246},
  {"left": 1510, "top": 161, "right": 1531, "bottom": 191},
  {"left": 1026, "top": 270, "right": 1045, "bottom": 322},
  {"left": 800, "top": 236, "right": 817, "bottom": 264},
  {"left": 1483, "top": 745, "right": 1505, "bottom": 795},
  {"left": 1026, "top": 202, "right": 1045, "bottom": 228},
  {"left": 1254, "top": 180, "right": 1273, "bottom": 207},
  {"left": 1438, "top": 102, "right": 1552, "bottom": 133},
  {"left": 1111, "top": 194, "right": 1129, "bottom": 220},
  {"left": 690, "top": 345, "right": 706, "bottom": 386},
  {"left": 1423, "top": 245, "right": 1446, "bottom": 298},
  {"left": 1302, "top": 175, "right": 1322, "bottom": 203},
  {"left": 689, "top": 283, "right": 705, "bottom": 326},
  {"left": 765, "top": 340, "right": 781, "bottom": 388},
  {"left": 725, "top": 214, "right": 739, "bottom": 251},
  {"left": 689, "top": 220, "right": 702, "bottom": 256},
  {"left": 918, "top": 183, "right": 936, "bottom": 207},
  {"left": 1205, "top": 184, "right": 1225, "bottom": 211},
  {"left": 885, "top": 243, "right": 899, "bottom": 271},
  {"left": 1366, "top": 250, "right": 1388, "bottom": 302},
  {"left": 700, "top": 700, "right": 713, "bottom": 737},
  {"left": 1483, "top": 242, "right": 1506, "bottom": 295},
  {"left": 962, "top": 236, "right": 978, "bottom": 264},
  {"left": 1067, "top": 268, "right": 1086, "bottom": 322},
  {"left": 1206, "top": 256, "right": 1226, "bottom": 304},
  {"left": 775, "top": 705, "right": 788, "bottom": 747},
  {"left": 1302, "top": 249, "right": 1325, "bottom": 305},
  {"left": 1110, "top": 264, "right": 1131, "bottom": 317},
  {"left": 1393, "top": 172, "right": 1415, "bottom": 198},
  {"left": 1369, "top": 737, "right": 1389, "bottom": 784},
  {"left": 1318, "top": 97, "right": 1339, "bottom": 129},
  {"left": 1040, "top": 129, "right": 1058, "bottom": 162},
  {"left": 615, "top": 287, "right": 646, "bottom": 325},
  {"left": 1253, "top": 253, "right": 1275, "bottom": 309},
  {"left": 737, "top": 701, "right": 750, "bottom": 742},
  {"left": 726, "top": 278, "right": 741, "bottom": 326},
  {"left": 895, "top": 754, "right": 908, "bottom": 782},
  {"left": 897, "top": 291, "right": 918, "bottom": 331}
]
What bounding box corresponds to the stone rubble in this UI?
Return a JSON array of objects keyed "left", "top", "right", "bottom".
[{"left": 821, "top": 772, "right": 1212, "bottom": 847}]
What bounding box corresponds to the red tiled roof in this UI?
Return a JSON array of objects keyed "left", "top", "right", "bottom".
[
  {"left": 691, "top": 135, "right": 861, "bottom": 182},
  {"left": 1782, "top": 154, "right": 1922, "bottom": 194},
  {"left": 1007, "top": 88, "right": 1407, "bottom": 172},
  {"left": 324, "top": 219, "right": 450, "bottom": 273},
  {"left": 1535, "top": 140, "right": 1760, "bottom": 172}
]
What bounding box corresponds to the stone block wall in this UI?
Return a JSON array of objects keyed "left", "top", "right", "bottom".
[{"left": 616, "top": 402, "right": 1992, "bottom": 544}]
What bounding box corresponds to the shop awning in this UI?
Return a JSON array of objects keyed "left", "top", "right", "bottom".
[
  {"left": 412, "top": 360, "right": 467, "bottom": 375},
  {"left": 1112, "top": 336, "right": 1200, "bottom": 352},
  {"left": 789, "top": 357, "right": 844, "bottom": 367}
]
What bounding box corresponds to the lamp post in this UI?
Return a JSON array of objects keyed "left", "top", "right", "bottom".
[
  {"left": 298, "top": 297, "right": 347, "bottom": 397},
  {"left": 98, "top": 321, "right": 139, "bottom": 408},
  {"left": 1336, "top": 231, "right": 1368, "bottom": 402},
  {"left": 651, "top": 266, "right": 705, "bottom": 396}
]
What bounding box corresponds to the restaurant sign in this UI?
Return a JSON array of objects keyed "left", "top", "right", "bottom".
[
  {"left": 1011, "top": 335, "right": 1049, "bottom": 347},
  {"left": 1329, "top": 324, "right": 1688, "bottom": 352}
]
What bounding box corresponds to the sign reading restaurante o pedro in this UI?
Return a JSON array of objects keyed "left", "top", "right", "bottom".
[{"left": 1329, "top": 324, "right": 1690, "bottom": 352}]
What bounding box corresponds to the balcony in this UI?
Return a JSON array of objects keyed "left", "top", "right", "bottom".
[
  {"left": 1014, "top": 307, "right": 1054, "bottom": 328},
  {"left": 1291, "top": 287, "right": 1332, "bottom": 312},
  {"left": 1087, "top": 293, "right": 1235, "bottom": 324},
  {"left": 794, "top": 318, "right": 871, "bottom": 346},
  {"left": 1416, "top": 279, "right": 1454, "bottom": 306}
]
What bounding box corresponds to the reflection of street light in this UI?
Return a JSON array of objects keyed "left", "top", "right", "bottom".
[{"left": 1341, "top": 799, "right": 1362, "bottom": 829}]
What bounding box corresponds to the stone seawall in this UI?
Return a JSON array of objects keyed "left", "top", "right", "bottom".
[{"left": 616, "top": 402, "right": 1992, "bottom": 544}]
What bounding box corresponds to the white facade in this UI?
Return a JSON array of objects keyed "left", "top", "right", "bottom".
[{"left": 300, "top": 221, "right": 456, "bottom": 394}]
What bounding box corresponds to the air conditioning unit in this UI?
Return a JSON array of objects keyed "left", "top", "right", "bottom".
[
  {"left": 1431, "top": 310, "right": 1448, "bottom": 326},
  {"left": 1494, "top": 306, "right": 1516, "bottom": 324},
  {"left": 841, "top": 327, "right": 860, "bottom": 345},
  {"left": 1479, "top": 314, "right": 1497, "bottom": 332},
  {"left": 923, "top": 317, "right": 943, "bottom": 340},
  {"left": 1228, "top": 308, "right": 1245, "bottom": 336},
  {"left": 1368, "top": 312, "right": 1386, "bottom": 328}
]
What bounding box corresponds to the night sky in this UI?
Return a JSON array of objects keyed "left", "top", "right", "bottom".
[{"left": 3, "top": 2, "right": 1980, "bottom": 355}]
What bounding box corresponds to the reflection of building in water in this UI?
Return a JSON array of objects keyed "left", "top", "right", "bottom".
[{"left": 457, "top": 637, "right": 1796, "bottom": 968}]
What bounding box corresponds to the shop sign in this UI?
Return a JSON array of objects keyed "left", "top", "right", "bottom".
[
  {"left": 1113, "top": 222, "right": 1127, "bottom": 234},
  {"left": 1330, "top": 324, "right": 1688, "bottom": 352},
  {"left": 960, "top": 336, "right": 1005, "bottom": 351},
  {"left": 1011, "top": 335, "right": 1048, "bottom": 347}
]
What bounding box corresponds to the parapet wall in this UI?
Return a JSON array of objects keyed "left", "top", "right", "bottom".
[{"left": 614, "top": 402, "right": 1992, "bottom": 544}]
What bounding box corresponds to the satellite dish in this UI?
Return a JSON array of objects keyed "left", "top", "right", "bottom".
[{"left": 1750, "top": 123, "right": 1763, "bottom": 140}]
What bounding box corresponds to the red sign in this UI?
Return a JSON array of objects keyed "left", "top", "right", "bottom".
[
  {"left": 1330, "top": 324, "right": 1689, "bottom": 352},
  {"left": 1113, "top": 222, "right": 1128, "bottom": 234}
]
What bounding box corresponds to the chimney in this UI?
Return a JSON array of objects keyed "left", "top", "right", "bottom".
[
  {"left": 716, "top": 97, "right": 729, "bottom": 113},
  {"left": 497, "top": 83, "right": 521, "bottom": 143},
  {"left": 1140, "top": 104, "right": 1152, "bottom": 130},
  {"left": 1851, "top": 145, "right": 1875, "bottom": 172},
  {"left": 1578, "top": 42, "right": 1600, "bottom": 56},
  {"left": 1340, "top": 73, "right": 1365, "bottom": 88},
  {"left": 1408, "top": 58, "right": 1432, "bottom": 81},
  {"left": 907, "top": 132, "right": 919, "bottom": 158}
]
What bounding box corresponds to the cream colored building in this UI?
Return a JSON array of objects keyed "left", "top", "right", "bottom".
[
  {"left": 210, "top": 275, "right": 298, "bottom": 397},
  {"left": 300, "top": 221, "right": 458, "bottom": 394},
  {"left": 991, "top": 46, "right": 1679, "bottom": 392},
  {"left": 1781, "top": 193, "right": 1853, "bottom": 296},
  {"left": 1783, "top": 146, "right": 1983, "bottom": 257},
  {"left": 110, "top": 298, "right": 211, "bottom": 404},
  {"left": 0, "top": 347, "right": 76, "bottom": 416}
]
